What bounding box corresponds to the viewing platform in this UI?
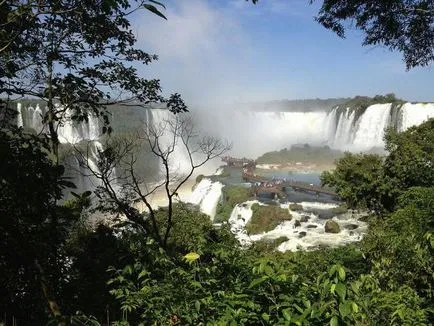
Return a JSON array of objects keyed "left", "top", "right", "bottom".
[
  {"left": 221, "top": 156, "right": 256, "bottom": 168},
  {"left": 242, "top": 172, "right": 337, "bottom": 197}
]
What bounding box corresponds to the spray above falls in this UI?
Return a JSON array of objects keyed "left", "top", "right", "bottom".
[{"left": 200, "top": 101, "right": 434, "bottom": 156}]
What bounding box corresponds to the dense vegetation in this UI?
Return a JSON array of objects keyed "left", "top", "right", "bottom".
[
  {"left": 2, "top": 113, "right": 433, "bottom": 324},
  {"left": 246, "top": 203, "right": 292, "bottom": 234},
  {"left": 215, "top": 185, "right": 252, "bottom": 223},
  {"left": 256, "top": 144, "right": 343, "bottom": 165},
  {"left": 2, "top": 1, "right": 434, "bottom": 325}
]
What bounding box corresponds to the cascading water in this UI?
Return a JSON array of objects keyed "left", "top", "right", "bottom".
[
  {"left": 199, "top": 102, "right": 434, "bottom": 156},
  {"left": 399, "top": 103, "right": 434, "bottom": 131},
  {"left": 142, "top": 108, "right": 196, "bottom": 176},
  {"left": 327, "top": 102, "right": 434, "bottom": 151},
  {"left": 15, "top": 103, "right": 106, "bottom": 194},
  {"left": 351, "top": 104, "right": 393, "bottom": 150},
  {"left": 16, "top": 103, "right": 23, "bottom": 128}
]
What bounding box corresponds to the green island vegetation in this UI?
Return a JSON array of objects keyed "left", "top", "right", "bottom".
[
  {"left": 246, "top": 203, "right": 292, "bottom": 234},
  {"left": 336, "top": 94, "right": 406, "bottom": 124},
  {"left": 214, "top": 185, "right": 251, "bottom": 223},
  {"left": 289, "top": 203, "right": 303, "bottom": 211},
  {"left": 340, "top": 93, "right": 405, "bottom": 111},
  {"left": 2, "top": 0, "right": 434, "bottom": 325},
  {"left": 331, "top": 204, "right": 349, "bottom": 215},
  {"left": 257, "top": 144, "right": 343, "bottom": 165}
]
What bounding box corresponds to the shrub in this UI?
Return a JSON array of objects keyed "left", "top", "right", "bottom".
[
  {"left": 289, "top": 203, "right": 303, "bottom": 211},
  {"left": 246, "top": 204, "right": 292, "bottom": 234}
]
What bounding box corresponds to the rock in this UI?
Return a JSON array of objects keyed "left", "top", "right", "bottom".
[
  {"left": 294, "top": 220, "right": 301, "bottom": 228},
  {"left": 300, "top": 215, "right": 310, "bottom": 222},
  {"left": 345, "top": 224, "right": 359, "bottom": 230},
  {"left": 349, "top": 231, "right": 354, "bottom": 236},
  {"left": 298, "top": 231, "right": 307, "bottom": 238},
  {"left": 307, "top": 224, "right": 318, "bottom": 228},
  {"left": 325, "top": 220, "right": 340, "bottom": 233}
]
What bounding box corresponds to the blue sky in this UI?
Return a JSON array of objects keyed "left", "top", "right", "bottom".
[{"left": 132, "top": 0, "right": 434, "bottom": 106}]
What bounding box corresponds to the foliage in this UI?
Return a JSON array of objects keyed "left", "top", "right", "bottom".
[
  {"left": 289, "top": 203, "right": 303, "bottom": 211},
  {"left": 215, "top": 185, "right": 251, "bottom": 223},
  {"left": 0, "top": 125, "right": 80, "bottom": 324},
  {"left": 257, "top": 144, "right": 343, "bottom": 165},
  {"left": 150, "top": 203, "right": 215, "bottom": 254},
  {"left": 321, "top": 152, "right": 388, "bottom": 212},
  {"left": 322, "top": 118, "right": 434, "bottom": 213},
  {"left": 341, "top": 94, "right": 404, "bottom": 110},
  {"left": 246, "top": 203, "right": 292, "bottom": 234},
  {"left": 312, "top": 1, "right": 434, "bottom": 69},
  {"left": 384, "top": 119, "right": 434, "bottom": 191},
  {"left": 0, "top": 0, "right": 187, "bottom": 158},
  {"left": 331, "top": 204, "right": 348, "bottom": 215}
]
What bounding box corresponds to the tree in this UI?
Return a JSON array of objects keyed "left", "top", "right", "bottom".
[
  {"left": 0, "top": 0, "right": 187, "bottom": 160},
  {"left": 322, "top": 118, "right": 434, "bottom": 213},
  {"left": 321, "top": 152, "right": 389, "bottom": 212},
  {"left": 384, "top": 119, "right": 434, "bottom": 191},
  {"left": 78, "top": 113, "right": 231, "bottom": 249},
  {"left": 0, "top": 123, "right": 80, "bottom": 324},
  {"left": 312, "top": 0, "right": 434, "bottom": 69},
  {"left": 249, "top": 0, "right": 433, "bottom": 69}
]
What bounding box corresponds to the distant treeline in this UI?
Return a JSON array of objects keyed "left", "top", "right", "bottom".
[
  {"left": 256, "top": 144, "right": 343, "bottom": 164},
  {"left": 246, "top": 98, "right": 350, "bottom": 112},
  {"left": 243, "top": 93, "right": 432, "bottom": 112}
]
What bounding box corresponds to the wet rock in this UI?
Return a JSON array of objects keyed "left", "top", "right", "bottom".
[
  {"left": 325, "top": 220, "right": 340, "bottom": 233},
  {"left": 307, "top": 224, "right": 318, "bottom": 228},
  {"left": 300, "top": 215, "right": 310, "bottom": 222},
  {"left": 349, "top": 231, "right": 354, "bottom": 236},
  {"left": 294, "top": 220, "right": 301, "bottom": 228},
  {"left": 298, "top": 231, "right": 307, "bottom": 238},
  {"left": 345, "top": 224, "right": 359, "bottom": 230}
]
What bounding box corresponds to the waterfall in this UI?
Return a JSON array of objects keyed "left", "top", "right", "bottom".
[
  {"left": 325, "top": 102, "right": 434, "bottom": 151},
  {"left": 399, "top": 103, "right": 434, "bottom": 131},
  {"left": 331, "top": 108, "right": 357, "bottom": 148},
  {"left": 143, "top": 108, "right": 193, "bottom": 176},
  {"left": 352, "top": 104, "right": 392, "bottom": 150},
  {"left": 16, "top": 103, "right": 23, "bottom": 128}
]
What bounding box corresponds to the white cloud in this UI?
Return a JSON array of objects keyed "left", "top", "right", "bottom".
[{"left": 133, "top": 0, "right": 259, "bottom": 106}]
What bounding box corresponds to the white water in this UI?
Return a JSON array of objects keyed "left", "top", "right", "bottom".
[
  {"left": 228, "top": 201, "right": 368, "bottom": 252},
  {"left": 327, "top": 102, "right": 434, "bottom": 151},
  {"left": 16, "top": 103, "right": 23, "bottom": 128},
  {"left": 352, "top": 104, "right": 392, "bottom": 150},
  {"left": 188, "top": 178, "right": 224, "bottom": 218},
  {"left": 143, "top": 108, "right": 194, "bottom": 176},
  {"left": 17, "top": 104, "right": 100, "bottom": 144},
  {"left": 399, "top": 103, "right": 434, "bottom": 131},
  {"left": 199, "top": 102, "right": 434, "bottom": 155}
]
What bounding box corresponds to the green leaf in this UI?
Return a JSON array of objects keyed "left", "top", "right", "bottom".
[
  {"left": 149, "top": 0, "right": 166, "bottom": 9},
  {"left": 330, "top": 283, "right": 336, "bottom": 294},
  {"left": 261, "top": 313, "right": 270, "bottom": 322},
  {"left": 143, "top": 4, "right": 167, "bottom": 19},
  {"left": 184, "top": 252, "right": 200, "bottom": 263},
  {"left": 249, "top": 276, "right": 268, "bottom": 288},
  {"left": 339, "top": 302, "right": 352, "bottom": 318},
  {"left": 338, "top": 267, "right": 346, "bottom": 281},
  {"left": 335, "top": 283, "right": 346, "bottom": 301},
  {"left": 351, "top": 302, "right": 359, "bottom": 313},
  {"left": 195, "top": 300, "right": 201, "bottom": 312},
  {"left": 282, "top": 309, "right": 291, "bottom": 322},
  {"left": 330, "top": 316, "right": 339, "bottom": 326}
]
